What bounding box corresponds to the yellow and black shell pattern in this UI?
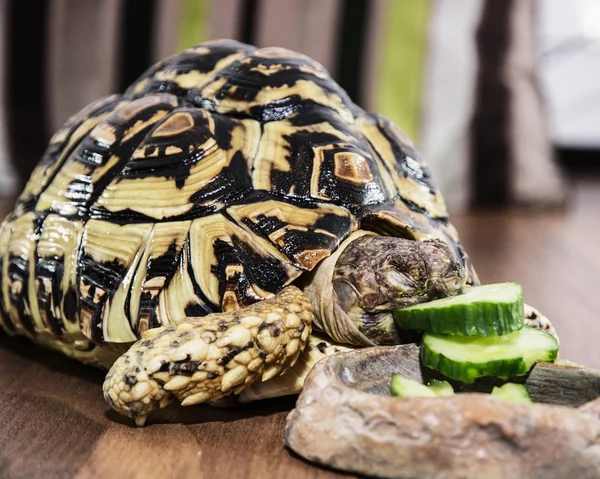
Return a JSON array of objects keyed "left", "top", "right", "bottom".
[{"left": 0, "top": 40, "right": 476, "bottom": 360}]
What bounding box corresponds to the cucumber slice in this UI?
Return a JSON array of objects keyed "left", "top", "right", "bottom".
[
  {"left": 390, "top": 375, "right": 455, "bottom": 398},
  {"left": 390, "top": 374, "right": 437, "bottom": 398},
  {"left": 421, "top": 326, "right": 559, "bottom": 383},
  {"left": 394, "top": 283, "right": 524, "bottom": 336},
  {"left": 556, "top": 358, "right": 584, "bottom": 368},
  {"left": 427, "top": 379, "right": 454, "bottom": 396},
  {"left": 491, "top": 383, "right": 532, "bottom": 404}
]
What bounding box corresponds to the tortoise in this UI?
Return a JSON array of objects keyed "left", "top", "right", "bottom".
[{"left": 0, "top": 40, "right": 555, "bottom": 426}]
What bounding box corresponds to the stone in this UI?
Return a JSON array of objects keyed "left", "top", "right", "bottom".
[{"left": 285, "top": 345, "right": 600, "bottom": 479}]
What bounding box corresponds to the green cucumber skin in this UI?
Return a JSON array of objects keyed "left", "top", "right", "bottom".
[
  {"left": 421, "top": 345, "right": 527, "bottom": 383},
  {"left": 427, "top": 380, "right": 454, "bottom": 396},
  {"left": 557, "top": 359, "right": 584, "bottom": 368},
  {"left": 491, "top": 383, "right": 532, "bottom": 404},
  {"left": 396, "top": 300, "right": 524, "bottom": 337},
  {"left": 394, "top": 283, "right": 525, "bottom": 337},
  {"left": 420, "top": 328, "right": 558, "bottom": 384},
  {"left": 390, "top": 374, "right": 437, "bottom": 398},
  {"left": 390, "top": 375, "right": 456, "bottom": 398}
]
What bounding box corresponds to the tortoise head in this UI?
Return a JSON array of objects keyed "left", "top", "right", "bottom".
[{"left": 305, "top": 232, "right": 467, "bottom": 346}]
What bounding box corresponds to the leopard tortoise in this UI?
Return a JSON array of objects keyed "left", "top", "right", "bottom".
[{"left": 0, "top": 40, "right": 555, "bottom": 426}]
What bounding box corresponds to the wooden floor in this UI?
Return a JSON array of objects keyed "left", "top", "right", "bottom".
[{"left": 0, "top": 177, "right": 598, "bottom": 478}]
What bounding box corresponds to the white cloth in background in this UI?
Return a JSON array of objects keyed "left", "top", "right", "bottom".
[
  {"left": 539, "top": 0, "right": 600, "bottom": 148},
  {"left": 420, "top": 0, "right": 482, "bottom": 210}
]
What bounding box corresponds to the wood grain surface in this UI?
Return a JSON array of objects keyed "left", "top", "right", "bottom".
[{"left": 0, "top": 177, "right": 598, "bottom": 479}]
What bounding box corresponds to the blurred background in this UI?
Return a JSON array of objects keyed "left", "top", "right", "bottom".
[
  {"left": 3, "top": 0, "right": 599, "bottom": 205},
  {"left": 0, "top": 0, "right": 598, "bottom": 363}
]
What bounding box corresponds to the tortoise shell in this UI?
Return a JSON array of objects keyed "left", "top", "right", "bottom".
[{"left": 0, "top": 40, "right": 475, "bottom": 360}]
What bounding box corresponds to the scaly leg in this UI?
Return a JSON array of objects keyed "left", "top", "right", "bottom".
[{"left": 103, "top": 286, "right": 313, "bottom": 426}]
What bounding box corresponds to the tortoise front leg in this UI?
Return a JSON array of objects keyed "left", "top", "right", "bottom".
[{"left": 103, "top": 286, "right": 313, "bottom": 426}]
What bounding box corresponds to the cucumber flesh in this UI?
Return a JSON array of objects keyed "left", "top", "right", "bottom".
[
  {"left": 390, "top": 375, "right": 456, "bottom": 398},
  {"left": 491, "top": 383, "right": 532, "bottom": 404},
  {"left": 427, "top": 379, "right": 454, "bottom": 396},
  {"left": 394, "top": 283, "right": 524, "bottom": 337},
  {"left": 557, "top": 358, "right": 584, "bottom": 368},
  {"left": 421, "top": 326, "right": 559, "bottom": 383},
  {"left": 390, "top": 374, "right": 437, "bottom": 398}
]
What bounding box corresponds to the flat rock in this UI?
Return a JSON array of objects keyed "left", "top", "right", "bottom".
[{"left": 285, "top": 345, "right": 600, "bottom": 479}]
